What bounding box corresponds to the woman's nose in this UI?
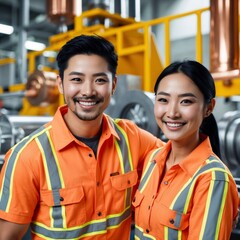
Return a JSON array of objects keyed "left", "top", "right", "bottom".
[{"left": 167, "top": 102, "right": 180, "bottom": 118}]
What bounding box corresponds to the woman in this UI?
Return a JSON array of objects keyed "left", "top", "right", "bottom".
[{"left": 133, "top": 60, "right": 239, "bottom": 240}]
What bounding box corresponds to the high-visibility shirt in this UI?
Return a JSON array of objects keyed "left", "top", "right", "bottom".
[
  {"left": 133, "top": 136, "right": 239, "bottom": 240},
  {"left": 0, "top": 105, "right": 163, "bottom": 240}
]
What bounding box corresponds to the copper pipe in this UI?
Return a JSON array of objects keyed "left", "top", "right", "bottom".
[{"left": 210, "top": 0, "right": 239, "bottom": 81}]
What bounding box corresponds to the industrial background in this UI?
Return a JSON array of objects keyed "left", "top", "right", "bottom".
[{"left": 0, "top": 0, "right": 240, "bottom": 239}]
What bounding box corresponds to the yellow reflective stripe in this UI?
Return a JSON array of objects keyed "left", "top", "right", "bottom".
[
  {"left": 45, "top": 130, "right": 65, "bottom": 188},
  {"left": 139, "top": 148, "right": 159, "bottom": 193},
  {"left": 36, "top": 138, "right": 51, "bottom": 190},
  {"left": 1, "top": 127, "right": 47, "bottom": 212},
  {"left": 114, "top": 123, "right": 133, "bottom": 171},
  {"left": 214, "top": 173, "right": 229, "bottom": 240},
  {"left": 199, "top": 171, "right": 215, "bottom": 239},
  {"left": 135, "top": 225, "right": 156, "bottom": 240},
  {"left": 32, "top": 206, "right": 131, "bottom": 239},
  {"left": 164, "top": 226, "right": 168, "bottom": 240},
  {"left": 114, "top": 139, "right": 125, "bottom": 173},
  {"left": 35, "top": 127, "right": 67, "bottom": 229}
]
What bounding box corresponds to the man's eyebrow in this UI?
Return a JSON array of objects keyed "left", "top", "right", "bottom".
[
  {"left": 68, "top": 71, "right": 84, "bottom": 76},
  {"left": 68, "top": 72, "right": 109, "bottom": 77}
]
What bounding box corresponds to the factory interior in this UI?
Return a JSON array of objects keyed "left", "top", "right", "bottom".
[{"left": 0, "top": 0, "right": 240, "bottom": 239}]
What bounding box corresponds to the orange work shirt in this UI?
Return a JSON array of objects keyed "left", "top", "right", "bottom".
[
  {"left": 133, "top": 136, "right": 239, "bottom": 240},
  {"left": 0, "top": 105, "right": 163, "bottom": 239}
]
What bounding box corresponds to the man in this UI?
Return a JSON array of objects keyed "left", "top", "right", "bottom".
[{"left": 0, "top": 34, "right": 163, "bottom": 239}]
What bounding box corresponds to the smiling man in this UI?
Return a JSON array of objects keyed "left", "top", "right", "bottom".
[{"left": 0, "top": 34, "right": 163, "bottom": 239}]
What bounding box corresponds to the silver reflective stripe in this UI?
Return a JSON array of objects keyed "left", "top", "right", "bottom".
[
  {"left": 135, "top": 225, "right": 156, "bottom": 240},
  {"left": 201, "top": 171, "right": 228, "bottom": 240},
  {"left": 110, "top": 118, "right": 133, "bottom": 207},
  {"left": 37, "top": 131, "right": 64, "bottom": 228},
  {"left": 167, "top": 156, "right": 228, "bottom": 239},
  {"left": 0, "top": 126, "right": 45, "bottom": 212},
  {"left": 31, "top": 207, "right": 131, "bottom": 239},
  {"left": 33, "top": 118, "right": 133, "bottom": 238},
  {"left": 138, "top": 149, "right": 160, "bottom": 192}
]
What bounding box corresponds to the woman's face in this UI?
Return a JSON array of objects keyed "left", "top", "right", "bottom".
[{"left": 154, "top": 72, "right": 212, "bottom": 145}]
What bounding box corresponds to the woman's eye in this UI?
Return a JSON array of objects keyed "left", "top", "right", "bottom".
[{"left": 181, "top": 99, "right": 192, "bottom": 104}]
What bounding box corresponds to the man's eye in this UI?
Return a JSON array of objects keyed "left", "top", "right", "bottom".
[
  {"left": 96, "top": 78, "right": 108, "bottom": 83},
  {"left": 157, "top": 98, "right": 167, "bottom": 103},
  {"left": 71, "top": 78, "right": 81, "bottom": 81}
]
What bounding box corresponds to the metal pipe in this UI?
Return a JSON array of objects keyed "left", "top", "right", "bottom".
[{"left": 210, "top": 0, "right": 239, "bottom": 80}]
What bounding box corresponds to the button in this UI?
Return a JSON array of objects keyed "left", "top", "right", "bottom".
[
  {"left": 89, "top": 153, "right": 93, "bottom": 157},
  {"left": 96, "top": 182, "right": 100, "bottom": 186},
  {"left": 152, "top": 195, "right": 155, "bottom": 199},
  {"left": 163, "top": 181, "right": 168, "bottom": 185},
  {"left": 146, "top": 229, "right": 149, "bottom": 233},
  {"left": 97, "top": 212, "right": 102, "bottom": 216},
  {"left": 148, "top": 205, "right": 151, "bottom": 210},
  {"left": 127, "top": 180, "right": 131, "bottom": 184},
  {"left": 169, "top": 219, "right": 174, "bottom": 224},
  {"left": 59, "top": 197, "right": 64, "bottom": 201}
]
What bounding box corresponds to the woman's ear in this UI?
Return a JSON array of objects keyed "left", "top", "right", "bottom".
[{"left": 205, "top": 98, "right": 216, "bottom": 117}]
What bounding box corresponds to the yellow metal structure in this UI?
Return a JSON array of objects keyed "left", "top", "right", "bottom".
[{"left": 0, "top": 6, "right": 240, "bottom": 116}]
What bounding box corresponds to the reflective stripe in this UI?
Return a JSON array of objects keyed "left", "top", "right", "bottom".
[
  {"left": 135, "top": 225, "right": 156, "bottom": 240},
  {"left": 0, "top": 126, "right": 46, "bottom": 212},
  {"left": 31, "top": 206, "right": 131, "bottom": 239},
  {"left": 111, "top": 118, "right": 134, "bottom": 208},
  {"left": 138, "top": 148, "right": 160, "bottom": 193},
  {"left": 136, "top": 152, "right": 230, "bottom": 240},
  {"left": 32, "top": 118, "right": 133, "bottom": 238},
  {"left": 36, "top": 127, "right": 66, "bottom": 228},
  {"left": 200, "top": 171, "right": 229, "bottom": 240}
]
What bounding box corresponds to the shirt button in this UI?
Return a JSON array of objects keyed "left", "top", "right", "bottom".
[
  {"left": 146, "top": 229, "right": 150, "bottom": 233},
  {"left": 169, "top": 219, "right": 174, "bottom": 224},
  {"left": 59, "top": 197, "right": 64, "bottom": 201},
  {"left": 96, "top": 182, "right": 100, "bottom": 186},
  {"left": 163, "top": 181, "right": 168, "bottom": 185},
  {"left": 148, "top": 205, "right": 151, "bottom": 210},
  {"left": 97, "top": 212, "right": 102, "bottom": 216},
  {"left": 89, "top": 153, "right": 93, "bottom": 157},
  {"left": 127, "top": 180, "right": 131, "bottom": 184}
]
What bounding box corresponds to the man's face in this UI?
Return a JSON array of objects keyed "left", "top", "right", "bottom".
[{"left": 57, "top": 54, "right": 117, "bottom": 122}]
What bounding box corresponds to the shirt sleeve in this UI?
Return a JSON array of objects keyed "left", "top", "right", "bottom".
[
  {"left": 188, "top": 171, "right": 239, "bottom": 240},
  {"left": 0, "top": 143, "right": 40, "bottom": 224}
]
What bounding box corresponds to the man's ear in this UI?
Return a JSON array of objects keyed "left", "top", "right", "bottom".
[
  {"left": 56, "top": 75, "right": 63, "bottom": 94},
  {"left": 112, "top": 75, "right": 117, "bottom": 95}
]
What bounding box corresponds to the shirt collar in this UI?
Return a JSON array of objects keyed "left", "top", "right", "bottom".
[
  {"left": 51, "top": 105, "right": 119, "bottom": 151},
  {"left": 156, "top": 135, "right": 213, "bottom": 177}
]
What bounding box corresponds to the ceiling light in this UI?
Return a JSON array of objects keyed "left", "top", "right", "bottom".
[
  {"left": 0, "top": 24, "right": 14, "bottom": 35},
  {"left": 25, "top": 40, "right": 46, "bottom": 51}
]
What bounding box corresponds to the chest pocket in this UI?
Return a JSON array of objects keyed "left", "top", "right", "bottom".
[
  {"left": 40, "top": 185, "right": 86, "bottom": 225},
  {"left": 110, "top": 170, "right": 138, "bottom": 211},
  {"left": 152, "top": 202, "right": 190, "bottom": 231},
  {"left": 111, "top": 169, "right": 138, "bottom": 190}
]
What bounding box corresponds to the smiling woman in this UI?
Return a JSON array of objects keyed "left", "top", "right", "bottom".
[{"left": 133, "top": 60, "right": 239, "bottom": 240}]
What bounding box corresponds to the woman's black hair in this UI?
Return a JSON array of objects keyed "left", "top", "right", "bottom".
[
  {"left": 56, "top": 34, "right": 118, "bottom": 80},
  {"left": 154, "top": 60, "right": 221, "bottom": 158}
]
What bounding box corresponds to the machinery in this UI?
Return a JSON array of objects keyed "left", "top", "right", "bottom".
[{"left": 0, "top": 1, "right": 240, "bottom": 238}]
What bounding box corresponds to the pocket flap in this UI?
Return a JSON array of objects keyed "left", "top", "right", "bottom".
[
  {"left": 111, "top": 170, "right": 138, "bottom": 191},
  {"left": 157, "top": 203, "right": 190, "bottom": 230},
  {"left": 132, "top": 189, "right": 144, "bottom": 207},
  {"left": 40, "top": 186, "right": 84, "bottom": 207}
]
